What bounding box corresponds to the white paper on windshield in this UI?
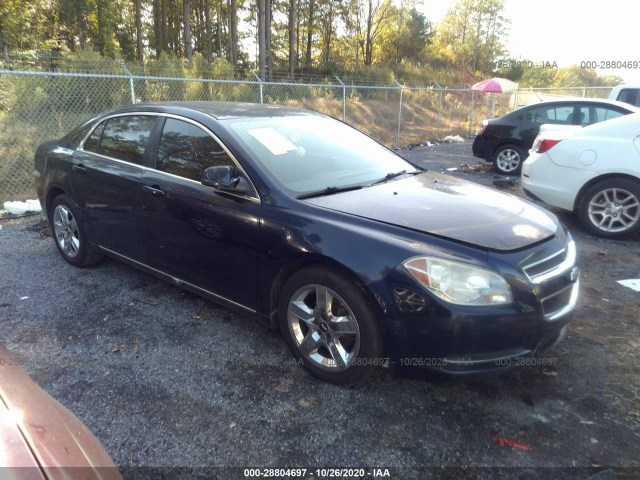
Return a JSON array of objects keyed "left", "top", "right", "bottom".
[{"left": 247, "top": 127, "right": 298, "bottom": 156}]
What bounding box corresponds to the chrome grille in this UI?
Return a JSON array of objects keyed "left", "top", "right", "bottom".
[
  {"left": 522, "top": 240, "right": 579, "bottom": 321},
  {"left": 524, "top": 249, "right": 566, "bottom": 279}
]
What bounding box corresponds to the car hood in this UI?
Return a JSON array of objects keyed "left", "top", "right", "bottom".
[
  {"left": 304, "top": 172, "right": 559, "bottom": 251},
  {"left": 0, "top": 344, "right": 122, "bottom": 480}
]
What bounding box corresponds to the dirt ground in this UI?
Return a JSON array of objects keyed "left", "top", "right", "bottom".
[{"left": 1, "top": 141, "right": 639, "bottom": 480}]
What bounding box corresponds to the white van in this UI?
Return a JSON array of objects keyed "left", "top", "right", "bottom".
[{"left": 609, "top": 85, "right": 640, "bottom": 107}]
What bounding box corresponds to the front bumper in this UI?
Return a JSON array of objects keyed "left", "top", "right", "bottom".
[
  {"left": 384, "top": 297, "right": 574, "bottom": 379},
  {"left": 378, "top": 235, "right": 579, "bottom": 379}
]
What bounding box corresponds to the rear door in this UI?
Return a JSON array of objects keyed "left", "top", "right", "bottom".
[
  {"left": 70, "top": 114, "right": 158, "bottom": 260},
  {"left": 137, "top": 116, "right": 261, "bottom": 309},
  {"left": 521, "top": 103, "right": 573, "bottom": 149}
]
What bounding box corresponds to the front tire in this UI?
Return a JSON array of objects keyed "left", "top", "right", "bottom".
[
  {"left": 50, "top": 194, "right": 103, "bottom": 267},
  {"left": 578, "top": 179, "right": 640, "bottom": 239},
  {"left": 493, "top": 144, "right": 525, "bottom": 175},
  {"left": 278, "top": 266, "right": 385, "bottom": 384}
]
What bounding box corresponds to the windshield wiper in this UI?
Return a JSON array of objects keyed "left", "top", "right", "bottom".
[
  {"left": 297, "top": 185, "right": 364, "bottom": 200},
  {"left": 369, "top": 170, "right": 421, "bottom": 186}
]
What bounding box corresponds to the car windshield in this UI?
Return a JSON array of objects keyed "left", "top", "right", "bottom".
[{"left": 226, "top": 115, "right": 418, "bottom": 196}]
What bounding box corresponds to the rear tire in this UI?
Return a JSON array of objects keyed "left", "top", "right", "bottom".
[
  {"left": 49, "top": 194, "right": 103, "bottom": 267},
  {"left": 578, "top": 178, "right": 640, "bottom": 239},
  {"left": 493, "top": 144, "right": 525, "bottom": 175},
  {"left": 278, "top": 266, "right": 385, "bottom": 384}
]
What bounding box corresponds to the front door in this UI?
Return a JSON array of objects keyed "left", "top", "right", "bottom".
[{"left": 137, "top": 117, "right": 261, "bottom": 309}]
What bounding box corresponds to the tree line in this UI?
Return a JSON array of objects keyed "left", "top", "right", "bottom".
[
  {"left": 1, "top": 0, "right": 433, "bottom": 75},
  {"left": 0, "top": 0, "right": 622, "bottom": 87}
]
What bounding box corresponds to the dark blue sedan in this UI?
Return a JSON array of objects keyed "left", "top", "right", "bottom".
[{"left": 34, "top": 102, "right": 579, "bottom": 384}]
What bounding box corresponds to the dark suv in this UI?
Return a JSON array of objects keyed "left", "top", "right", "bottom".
[{"left": 472, "top": 99, "right": 638, "bottom": 174}]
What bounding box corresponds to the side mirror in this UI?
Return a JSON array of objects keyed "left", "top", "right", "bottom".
[{"left": 201, "top": 165, "right": 247, "bottom": 194}]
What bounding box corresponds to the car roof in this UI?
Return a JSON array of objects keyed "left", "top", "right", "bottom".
[
  {"left": 108, "top": 101, "right": 319, "bottom": 120},
  {"left": 610, "top": 84, "right": 640, "bottom": 93},
  {"left": 515, "top": 97, "right": 639, "bottom": 112}
]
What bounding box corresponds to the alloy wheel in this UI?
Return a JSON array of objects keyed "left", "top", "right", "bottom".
[
  {"left": 52, "top": 204, "right": 80, "bottom": 258},
  {"left": 588, "top": 187, "right": 640, "bottom": 233},
  {"left": 495, "top": 148, "right": 521, "bottom": 173},
  {"left": 287, "top": 284, "right": 361, "bottom": 371}
]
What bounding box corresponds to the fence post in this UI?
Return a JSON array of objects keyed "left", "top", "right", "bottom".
[
  {"left": 252, "top": 71, "right": 264, "bottom": 104},
  {"left": 435, "top": 81, "right": 443, "bottom": 140},
  {"left": 119, "top": 61, "right": 136, "bottom": 104},
  {"left": 469, "top": 84, "right": 474, "bottom": 137},
  {"left": 335, "top": 75, "right": 346, "bottom": 122},
  {"left": 394, "top": 80, "right": 403, "bottom": 148}
]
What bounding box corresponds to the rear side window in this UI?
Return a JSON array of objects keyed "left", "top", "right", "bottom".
[
  {"left": 84, "top": 115, "right": 156, "bottom": 165},
  {"left": 579, "top": 106, "right": 625, "bottom": 125},
  {"left": 156, "top": 118, "right": 233, "bottom": 181}
]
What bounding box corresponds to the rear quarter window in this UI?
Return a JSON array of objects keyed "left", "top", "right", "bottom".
[{"left": 66, "top": 122, "right": 94, "bottom": 149}]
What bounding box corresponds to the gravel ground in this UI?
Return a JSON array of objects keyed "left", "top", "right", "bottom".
[{"left": 1, "top": 141, "right": 640, "bottom": 480}]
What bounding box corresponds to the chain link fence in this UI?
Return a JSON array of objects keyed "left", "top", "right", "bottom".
[
  {"left": 514, "top": 86, "right": 612, "bottom": 106},
  {"left": 0, "top": 68, "right": 615, "bottom": 204}
]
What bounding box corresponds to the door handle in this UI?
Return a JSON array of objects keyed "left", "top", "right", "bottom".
[
  {"left": 72, "top": 164, "right": 87, "bottom": 173},
  {"left": 143, "top": 185, "right": 166, "bottom": 198}
]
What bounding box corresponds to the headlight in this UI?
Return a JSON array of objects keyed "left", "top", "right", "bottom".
[{"left": 403, "top": 256, "right": 512, "bottom": 306}]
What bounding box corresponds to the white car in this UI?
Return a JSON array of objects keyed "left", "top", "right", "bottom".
[
  {"left": 522, "top": 113, "right": 640, "bottom": 239},
  {"left": 609, "top": 84, "right": 640, "bottom": 107}
]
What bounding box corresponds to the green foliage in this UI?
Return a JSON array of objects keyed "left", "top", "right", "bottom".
[
  {"left": 3, "top": 75, "right": 49, "bottom": 119},
  {"left": 0, "top": 0, "right": 621, "bottom": 98},
  {"left": 1, "top": 0, "right": 623, "bottom": 93},
  {"left": 397, "top": 8, "right": 432, "bottom": 64},
  {"left": 145, "top": 52, "right": 186, "bottom": 100},
  {"left": 344, "top": 65, "right": 395, "bottom": 85},
  {"left": 376, "top": 7, "right": 432, "bottom": 66},
  {"left": 428, "top": 0, "right": 509, "bottom": 74},
  {"left": 516, "top": 63, "right": 624, "bottom": 88},
  {"left": 520, "top": 66, "right": 557, "bottom": 88},
  {"left": 553, "top": 65, "right": 622, "bottom": 88},
  {"left": 50, "top": 49, "right": 129, "bottom": 113},
  {"left": 0, "top": 0, "right": 54, "bottom": 52},
  {"left": 0, "top": 78, "right": 8, "bottom": 110},
  {"left": 58, "top": 48, "right": 120, "bottom": 73},
  {"left": 185, "top": 53, "right": 240, "bottom": 100}
]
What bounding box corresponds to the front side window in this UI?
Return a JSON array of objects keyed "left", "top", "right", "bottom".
[
  {"left": 156, "top": 118, "right": 233, "bottom": 181},
  {"left": 526, "top": 106, "right": 573, "bottom": 125},
  {"left": 84, "top": 115, "right": 156, "bottom": 165}
]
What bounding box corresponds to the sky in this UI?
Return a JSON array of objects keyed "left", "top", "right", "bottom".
[{"left": 420, "top": 0, "right": 639, "bottom": 85}]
